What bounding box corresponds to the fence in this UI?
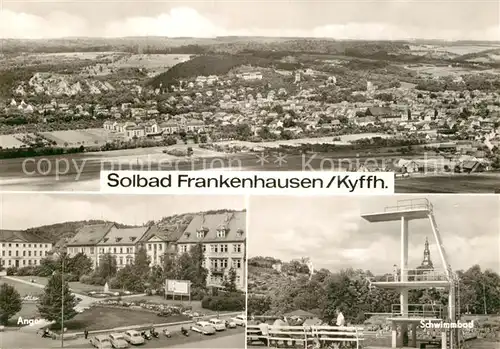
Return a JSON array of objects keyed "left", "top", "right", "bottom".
[{"left": 247, "top": 324, "right": 364, "bottom": 349}]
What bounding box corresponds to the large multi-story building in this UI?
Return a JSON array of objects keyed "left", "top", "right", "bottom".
[
  {"left": 140, "top": 226, "right": 180, "bottom": 267},
  {"left": 66, "top": 223, "right": 114, "bottom": 268},
  {"left": 176, "top": 211, "right": 246, "bottom": 291},
  {"left": 97, "top": 226, "right": 150, "bottom": 269},
  {"left": 0, "top": 230, "right": 53, "bottom": 268}
]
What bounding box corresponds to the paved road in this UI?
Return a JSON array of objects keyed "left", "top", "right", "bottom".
[
  {"left": 0, "top": 327, "right": 245, "bottom": 348},
  {"left": 171, "top": 332, "right": 245, "bottom": 348}
]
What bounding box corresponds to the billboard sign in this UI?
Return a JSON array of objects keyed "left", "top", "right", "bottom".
[{"left": 165, "top": 279, "right": 191, "bottom": 296}]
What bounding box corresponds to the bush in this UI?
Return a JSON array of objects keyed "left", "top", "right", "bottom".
[
  {"left": 6, "top": 267, "right": 17, "bottom": 276},
  {"left": 79, "top": 273, "right": 105, "bottom": 286},
  {"left": 201, "top": 293, "right": 245, "bottom": 312}
]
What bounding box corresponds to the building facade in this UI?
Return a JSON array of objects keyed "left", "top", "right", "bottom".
[
  {"left": 96, "top": 226, "right": 150, "bottom": 269},
  {"left": 176, "top": 211, "right": 246, "bottom": 291},
  {"left": 139, "top": 226, "right": 179, "bottom": 267},
  {"left": 66, "top": 223, "right": 114, "bottom": 269},
  {"left": 0, "top": 230, "right": 53, "bottom": 268}
]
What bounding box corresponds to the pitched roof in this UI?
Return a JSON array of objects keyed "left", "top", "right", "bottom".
[
  {"left": 67, "top": 223, "right": 114, "bottom": 246},
  {"left": 177, "top": 211, "right": 246, "bottom": 244},
  {"left": 0, "top": 230, "right": 52, "bottom": 243},
  {"left": 98, "top": 226, "right": 150, "bottom": 245},
  {"left": 140, "top": 225, "right": 183, "bottom": 243}
]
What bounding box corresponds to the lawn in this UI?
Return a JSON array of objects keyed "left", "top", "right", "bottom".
[
  {"left": 15, "top": 276, "right": 122, "bottom": 295},
  {"left": 55, "top": 306, "right": 190, "bottom": 331},
  {"left": 41, "top": 129, "right": 109, "bottom": 147},
  {"left": 0, "top": 276, "right": 43, "bottom": 296},
  {"left": 0, "top": 134, "right": 26, "bottom": 149}
]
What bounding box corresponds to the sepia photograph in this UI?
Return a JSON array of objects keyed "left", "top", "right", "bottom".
[
  {"left": 0, "top": 1, "right": 499, "bottom": 193},
  {"left": 246, "top": 195, "right": 500, "bottom": 348},
  {"left": 0, "top": 193, "right": 246, "bottom": 348}
]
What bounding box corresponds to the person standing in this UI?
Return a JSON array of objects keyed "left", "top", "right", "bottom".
[
  {"left": 84, "top": 329, "right": 89, "bottom": 339},
  {"left": 335, "top": 309, "right": 345, "bottom": 327}
]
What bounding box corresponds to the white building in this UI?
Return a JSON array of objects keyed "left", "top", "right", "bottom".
[
  {"left": 0, "top": 230, "right": 53, "bottom": 268},
  {"left": 176, "top": 211, "right": 246, "bottom": 291}
]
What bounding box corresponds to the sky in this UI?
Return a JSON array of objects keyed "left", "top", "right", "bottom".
[
  {"left": 248, "top": 195, "right": 500, "bottom": 274},
  {"left": 1, "top": 0, "right": 499, "bottom": 40},
  {"left": 0, "top": 193, "right": 245, "bottom": 228}
]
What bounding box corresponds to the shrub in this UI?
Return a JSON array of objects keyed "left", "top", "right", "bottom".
[
  {"left": 6, "top": 267, "right": 17, "bottom": 276},
  {"left": 201, "top": 293, "right": 245, "bottom": 312}
]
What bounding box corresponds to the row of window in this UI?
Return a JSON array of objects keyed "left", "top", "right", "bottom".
[
  {"left": 1, "top": 243, "right": 50, "bottom": 248},
  {"left": 179, "top": 244, "right": 243, "bottom": 253},
  {"left": 208, "top": 258, "right": 242, "bottom": 269},
  {"left": 2, "top": 250, "right": 48, "bottom": 257},
  {"left": 1, "top": 259, "right": 40, "bottom": 266}
]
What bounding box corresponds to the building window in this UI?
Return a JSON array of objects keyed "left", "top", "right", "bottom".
[
  {"left": 217, "top": 229, "right": 226, "bottom": 238},
  {"left": 159, "top": 244, "right": 162, "bottom": 251},
  {"left": 222, "top": 244, "right": 228, "bottom": 253},
  {"left": 90, "top": 247, "right": 94, "bottom": 254},
  {"left": 16, "top": 251, "right": 19, "bottom": 257},
  {"left": 23, "top": 251, "right": 26, "bottom": 257},
  {"left": 8, "top": 251, "right": 11, "bottom": 257},
  {"left": 233, "top": 244, "right": 241, "bottom": 253},
  {"left": 34, "top": 251, "right": 37, "bottom": 256},
  {"left": 148, "top": 244, "right": 152, "bottom": 251},
  {"left": 222, "top": 259, "right": 228, "bottom": 268},
  {"left": 16, "top": 244, "right": 19, "bottom": 247},
  {"left": 28, "top": 251, "right": 31, "bottom": 257},
  {"left": 197, "top": 231, "right": 204, "bottom": 238},
  {"left": 180, "top": 245, "right": 187, "bottom": 253},
  {"left": 23, "top": 260, "right": 26, "bottom": 265},
  {"left": 8, "top": 260, "right": 11, "bottom": 265},
  {"left": 202, "top": 245, "right": 206, "bottom": 252},
  {"left": 99, "top": 248, "right": 104, "bottom": 254},
  {"left": 113, "top": 248, "right": 117, "bottom": 253},
  {"left": 232, "top": 259, "right": 242, "bottom": 269}
]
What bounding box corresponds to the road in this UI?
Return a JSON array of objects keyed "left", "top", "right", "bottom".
[{"left": 0, "top": 327, "right": 245, "bottom": 348}]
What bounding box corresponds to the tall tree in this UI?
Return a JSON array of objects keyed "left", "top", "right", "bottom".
[
  {"left": 68, "top": 253, "right": 93, "bottom": 278},
  {"left": 0, "top": 283, "right": 22, "bottom": 325},
  {"left": 189, "top": 243, "right": 208, "bottom": 290},
  {"left": 38, "top": 273, "right": 78, "bottom": 325},
  {"left": 223, "top": 268, "right": 238, "bottom": 293},
  {"left": 134, "top": 246, "right": 151, "bottom": 278},
  {"left": 98, "top": 253, "right": 117, "bottom": 281},
  {"left": 162, "top": 252, "right": 178, "bottom": 280}
]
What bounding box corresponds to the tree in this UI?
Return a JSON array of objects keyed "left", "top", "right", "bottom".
[
  {"left": 0, "top": 283, "right": 22, "bottom": 325},
  {"left": 222, "top": 268, "right": 238, "bottom": 293},
  {"left": 98, "top": 253, "right": 117, "bottom": 281},
  {"left": 189, "top": 243, "right": 208, "bottom": 291},
  {"left": 162, "top": 252, "right": 178, "bottom": 280},
  {"left": 38, "top": 273, "right": 78, "bottom": 325},
  {"left": 68, "top": 252, "right": 93, "bottom": 278},
  {"left": 134, "top": 246, "right": 151, "bottom": 278}
]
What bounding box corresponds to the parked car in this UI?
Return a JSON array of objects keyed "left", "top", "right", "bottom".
[
  {"left": 191, "top": 321, "right": 216, "bottom": 335},
  {"left": 226, "top": 319, "right": 237, "bottom": 328},
  {"left": 90, "top": 335, "right": 113, "bottom": 349},
  {"left": 108, "top": 333, "right": 129, "bottom": 348},
  {"left": 123, "top": 330, "right": 145, "bottom": 345},
  {"left": 209, "top": 318, "right": 226, "bottom": 331},
  {"left": 231, "top": 315, "right": 246, "bottom": 326}
]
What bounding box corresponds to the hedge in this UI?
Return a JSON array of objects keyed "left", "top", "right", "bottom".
[{"left": 201, "top": 294, "right": 245, "bottom": 312}]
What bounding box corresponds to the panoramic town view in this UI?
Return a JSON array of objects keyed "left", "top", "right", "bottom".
[
  {"left": 246, "top": 195, "right": 500, "bottom": 349},
  {"left": 1, "top": 2, "right": 499, "bottom": 192},
  {"left": 0, "top": 194, "right": 246, "bottom": 348}
]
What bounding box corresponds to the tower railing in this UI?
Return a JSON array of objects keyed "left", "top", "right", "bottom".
[
  {"left": 391, "top": 304, "right": 443, "bottom": 318},
  {"left": 383, "top": 198, "right": 432, "bottom": 213},
  {"left": 380, "top": 268, "right": 449, "bottom": 282}
]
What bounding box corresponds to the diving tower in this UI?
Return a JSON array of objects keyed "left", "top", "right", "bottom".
[{"left": 362, "top": 198, "right": 460, "bottom": 349}]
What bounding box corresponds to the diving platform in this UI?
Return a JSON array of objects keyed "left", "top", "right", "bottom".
[
  {"left": 361, "top": 198, "right": 461, "bottom": 349},
  {"left": 361, "top": 199, "right": 432, "bottom": 222}
]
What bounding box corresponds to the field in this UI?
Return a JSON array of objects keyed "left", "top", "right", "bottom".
[
  {"left": 0, "top": 134, "right": 27, "bottom": 148},
  {"left": 395, "top": 174, "right": 500, "bottom": 193},
  {"left": 111, "top": 54, "right": 192, "bottom": 69},
  {"left": 40, "top": 128, "right": 112, "bottom": 147},
  {"left": 405, "top": 64, "right": 487, "bottom": 77}
]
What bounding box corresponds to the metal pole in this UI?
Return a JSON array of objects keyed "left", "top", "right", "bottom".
[
  {"left": 61, "top": 257, "right": 64, "bottom": 348},
  {"left": 483, "top": 283, "right": 487, "bottom": 315}
]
